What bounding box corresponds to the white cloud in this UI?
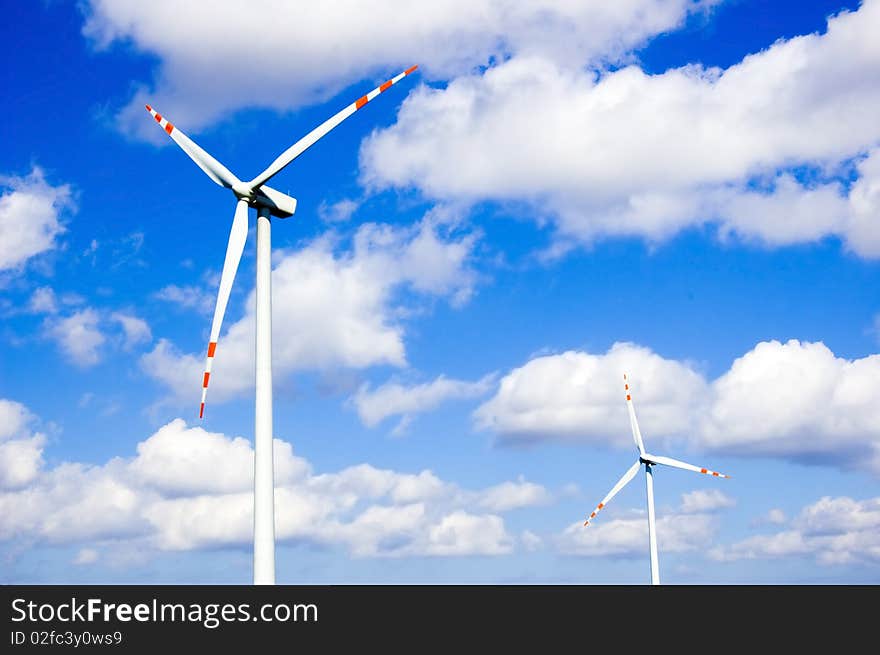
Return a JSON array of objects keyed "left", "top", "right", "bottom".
[
  {"left": 0, "top": 401, "right": 548, "bottom": 561},
  {"left": 73, "top": 548, "right": 99, "bottom": 565},
  {"left": 44, "top": 309, "right": 106, "bottom": 367},
  {"left": 318, "top": 199, "right": 359, "bottom": 223},
  {"left": 28, "top": 287, "right": 59, "bottom": 314},
  {"left": 82, "top": 239, "right": 99, "bottom": 259},
  {"left": 709, "top": 530, "right": 810, "bottom": 562},
  {"left": 43, "top": 308, "right": 153, "bottom": 367},
  {"left": 0, "top": 436, "right": 46, "bottom": 490},
  {"left": 698, "top": 341, "right": 880, "bottom": 468},
  {"left": 847, "top": 148, "right": 880, "bottom": 256},
  {"left": 81, "top": 0, "right": 712, "bottom": 140},
  {"left": 110, "top": 312, "right": 152, "bottom": 349},
  {"left": 306, "top": 503, "right": 515, "bottom": 558},
  {"left": 521, "top": 530, "right": 543, "bottom": 552},
  {"left": 153, "top": 284, "right": 213, "bottom": 315},
  {"left": 711, "top": 496, "right": 880, "bottom": 565},
  {"left": 558, "top": 489, "right": 731, "bottom": 557},
  {"left": 800, "top": 496, "right": 880, "bottom": 535},
  {"left": 0, "top": 399, "right": 33, "bottom": 441},
  {"left": 474, "top": 342, "right": 704, "bottom": 447},
  {"left": 0, "top": 168, "right": 73, "bottom": 271},
  {"left": 129, "top": 419, "right": 310, "bottom": 496},
  {"left": 3, "top": 463, "right": 149, "bottom": 543},
  {"left": 478, "top": 476, "right": 552, "bottom": 512},
  {"left": 353, "top": 373, "right": 495, "bottom": 432},
  {"left": 476, "top": 339, "right": 880, "bottom": 475},
  {"left": 424, "top": 511, "right": 513, "bottom": 556},
  {"left": 559, "top": 512, "right": 716, "bottom": 558},
  {"left": 362, "top": 2, "right": 880, "bottom": 256},
  {"left": 142, "top": 217, "right": 478, "bottom": 404},
  {"left": 310, "top": 464, "right": 451, "bottom": 506},
  {"left": 59, "top": 292, "right": 86, "bottom": 307},
  {"left": 680, "top": 489, "right": 735, "bottom": 514}
]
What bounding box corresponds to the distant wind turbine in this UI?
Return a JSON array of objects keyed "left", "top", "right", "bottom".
[
  {"left": 583, "top": 374, "right": 730, "bottom": 585},
  {"left": 145, "top": 65, "right": 419, "bottom": 584}
]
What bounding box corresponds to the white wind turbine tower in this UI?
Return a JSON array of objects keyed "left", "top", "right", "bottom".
[
  {"left": 582, "top": 374, "right": 730, "bottom": 585},
  {"left": 145, "top": 65, "right": 419, "bottom": 585}
]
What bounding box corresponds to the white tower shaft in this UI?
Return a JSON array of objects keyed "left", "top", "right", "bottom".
[
  {"left": 645, "top": 463, "right": 659, "bottom": 586},
  {"left": 253, "top": 207, "right": 276, "bottom": 585}
]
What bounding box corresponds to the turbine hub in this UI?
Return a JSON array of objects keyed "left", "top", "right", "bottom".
[{"left": 232, "top": 183, "right": 255, "bottom": 200}]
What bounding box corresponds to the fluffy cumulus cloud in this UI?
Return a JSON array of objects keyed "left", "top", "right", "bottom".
[
  {"left": 362, "top": 2, "right": 880, "bottom": 256},
  {"left": 353, "top": 373, "right": 496, "bottom": 434},
  {"left": 0, "top": 401, "right": 549, "bottom": 560},
  {"left": 142, "top": 217, "right": 478, "bottom": 404},
  {"left": 476, "top": 339, "right": 880, "bottom": 475},
  {"left": 711, "top": 496, "right": 880, "bottom": 565},
  {"left": 318, "top": 199, "right": 360, "bottom": 224},
  {"left": 28, "top": 287, "right": 59, "bottom": 314},
  {"left": 474, "top": 342, "right": 704, "bottom": 447},
  {"left": 43, "top": 309, "right": 106, "bottom": 367},
  {"left": 0, "top": 399, "right": 45, "bottom": 490},
  {"left": 153, "top": 284, "right": 214, "bottom": 315},
  {"left": 110, "top": 312, "right": 152, "bottom": 350},
  {"left": 557, "top": 490, "right": 730, "bottom": 557},
  {"left": 698, "top": 341, "right": 880, "bottom": 466},
  {"left": 43, "top": 307, "right": 153, "bottom": 367},
  {"left": 0, "top": 168, "right": 73, "bottom": 272},
  {"left": 0, "top": 398, "right": 33, "bottom": 441},
  {"left": 81, "top": 0, "right": 713, "bottom": 139},
  {"left": 478, "top": 476, "right": 552, "bottom": 512},
  {"left": 679, "top": 489, "right": 735, "bottom": 514}
]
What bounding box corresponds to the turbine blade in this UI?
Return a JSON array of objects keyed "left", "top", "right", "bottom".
[
  {"left": 247, "top": 65, "right": 419, "bottom": 190},
  {"left": 200, "top": 199, "right": 249, "bottom": 418},
  {"left": 145, "top": 105, "right": 241, "bottom": 189},
  {"left": 583, "top": 460, "right": 641, "bottom": 526},
  {"left": 624, "top": 373, "right": 646, "bottom": 455},
  {"left": 644, "top": 453, "right": 730, "bottom": 479}
]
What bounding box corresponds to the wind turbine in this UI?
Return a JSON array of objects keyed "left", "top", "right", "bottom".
[
  {"left": 145, "top": 65, "right": 419, "bottom": 585},
  {"left": 582, "top": 374, "right": 730, "bottom": 585}
]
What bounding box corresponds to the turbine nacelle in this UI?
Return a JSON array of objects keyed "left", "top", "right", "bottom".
[
  {"left": 231, "top": 182, "right": 297, "bottom": 219},
  {"left": 243, "top": 185, "right": 298, "bottom": 219}
]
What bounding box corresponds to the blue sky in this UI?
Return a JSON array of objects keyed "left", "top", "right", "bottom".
[{"left": 1, "top": 0, "right": 879, "bottom": 584}]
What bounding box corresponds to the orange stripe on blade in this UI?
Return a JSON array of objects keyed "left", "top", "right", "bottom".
[
  {"left": 404, "top": 65, "right": 418, "bottom": 75},
  {"left": 626, "top": 394, "right": 631, "bottom": 400},
  {"left": 207, "top": 342, "right": 217, "bottom": 358},
  {"left": 145, "top": 104, "right": 152, "bottom": 112},
  {"left": 379, "top": 80, "right": 393, "bottom": 92},
  {"left": 597, "top": 503, "right": 604, "bottom": 509},
  {"left": 202, "top": 372, "right": 210, "bottom": 388},
  {"left": 199, "top": 403, "right": 205, "bottom": 419},
  {"left": 355, "top": 95, "right": 368, "bottom": 109},
  {"left": 155, "top": 113, "right": 162, "bottom": 122},
  {"left": 165, "top": 122, "right": 174, "bottom": 134},
  {"left": 700, "top": 468, "right": 708, "bottom": 474}
]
